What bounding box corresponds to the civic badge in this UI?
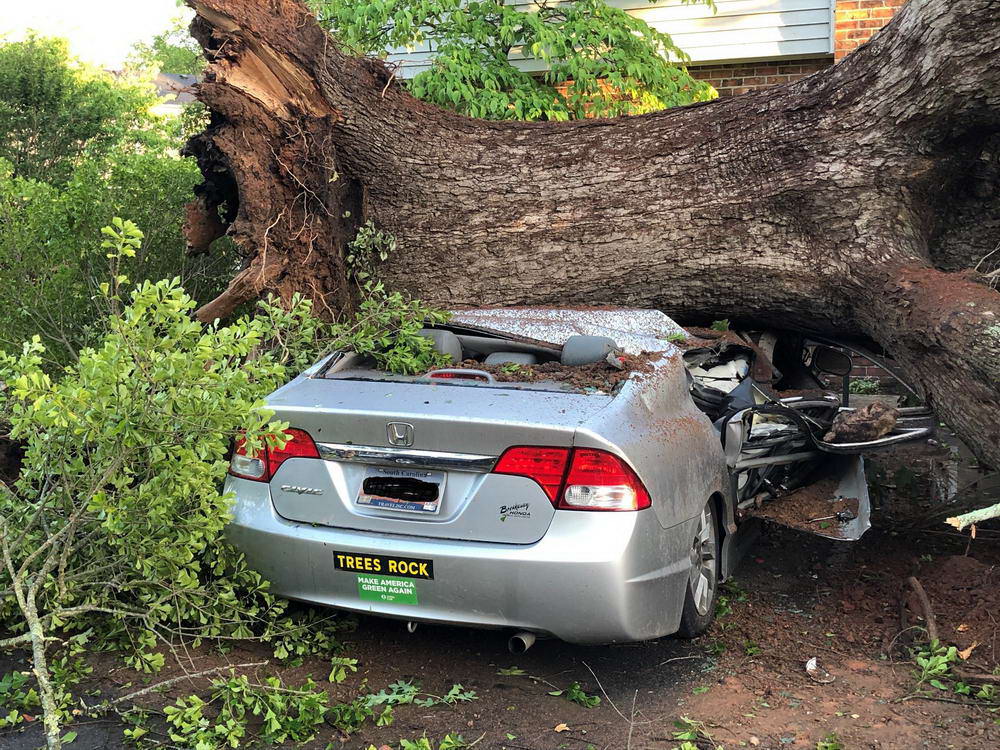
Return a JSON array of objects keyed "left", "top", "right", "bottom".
[
  {"left": 280, "top": 485, "right": 324, "bottom": 496},
  {"left": 387, "top": 422, "right": 415, "bottom": 447}
]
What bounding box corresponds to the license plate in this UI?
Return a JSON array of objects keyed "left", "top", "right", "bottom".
[{"left": 356, "top": 466, "right": 445, "bottom": 514}]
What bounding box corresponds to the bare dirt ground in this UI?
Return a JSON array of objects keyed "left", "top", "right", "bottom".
[{"left": 3, "top": 521, "right": 997, "bottom": 750}]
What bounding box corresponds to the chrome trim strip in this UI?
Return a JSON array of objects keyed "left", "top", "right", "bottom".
[
  {"left": 735, "top": 450, "right": 821, "bottom": 471},
  {"left": 317, "top": 442, "right": 498, "bottom": 473},
  {"left": 814, "top": 427, "right": 933, "bottom": 453}
]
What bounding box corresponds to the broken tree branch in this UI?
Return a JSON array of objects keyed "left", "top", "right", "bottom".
[{"left": 947, "top": 502, "right": 1000, "bottom": 531}]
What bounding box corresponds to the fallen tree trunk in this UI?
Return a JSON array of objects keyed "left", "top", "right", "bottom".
[{"left": 182, "top": 0, "right": 1000, "bottom": 471}]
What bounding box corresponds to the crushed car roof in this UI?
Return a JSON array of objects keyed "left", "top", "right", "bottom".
[{"left": 450, "top": 307, "right": 687, "bottom": 356}]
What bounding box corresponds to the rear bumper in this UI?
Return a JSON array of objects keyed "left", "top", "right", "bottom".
[{"left": 225, "top": 477, "right": 697, "bottom": 643}]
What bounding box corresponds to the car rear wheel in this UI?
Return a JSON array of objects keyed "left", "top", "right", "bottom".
[{"left": 676, "top": 500, "right": 719, "bottom": 638}]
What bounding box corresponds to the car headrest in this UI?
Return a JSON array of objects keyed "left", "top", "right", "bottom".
[
  {"left": 561, "top": 335, "right": 618, "bottom": 366},
  {"left": 416, "top": 329, "right": 463, "bottom": 363},
  {"left": 484, "top": 352, "right": 538, "bottom": 366}
]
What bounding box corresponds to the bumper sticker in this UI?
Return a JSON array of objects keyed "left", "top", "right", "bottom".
[
  {"left": 357, "top": 574, "right": 419, "bottom": 605},
  {"left": 333, "top": 551, "right": 433, "bottom": 579}
]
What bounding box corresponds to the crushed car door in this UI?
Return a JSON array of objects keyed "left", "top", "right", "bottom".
[
  {"left": 683, "top": 332, "right": 933, "bottom": 541},
  {"left": 721, "top": 402, "right": 872, "bottom": 541}
]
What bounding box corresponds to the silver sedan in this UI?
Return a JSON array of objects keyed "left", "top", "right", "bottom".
[{"left": 225, "top": 309, "right": 929, "bottom": 646}]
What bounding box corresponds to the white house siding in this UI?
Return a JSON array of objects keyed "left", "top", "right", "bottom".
[{"left": 386, "top": 0, "right": 834, "bottom": 77}]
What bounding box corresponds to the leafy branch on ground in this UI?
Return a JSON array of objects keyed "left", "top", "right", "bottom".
[
  {"left": 671, "top": 715, "right": 722, "bottom": 749},
  {"left": 161, "top": 674, "right": 329, "bottom": 748},
  {"left": 366, "top": 734, "right": 475, "bottom": 750},
  {"left": 365, "top": 679, "right": 478, "bottom": 709},
  {"left": 547, "top": 681, "right": 601, "bottom": 708},
  {"left": 908, "top": 640, "right": 999, "bottom": 704},
  {"left": 816, "top": 733, "right": 844, "bottom": 750},
  {"left": 497, "top": 666, "right": 601, "bottom": 709}
]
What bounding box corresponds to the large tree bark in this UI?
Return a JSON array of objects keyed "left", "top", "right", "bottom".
[{"left": 182, "top": 0, "right": 1000, "bottom": 470}]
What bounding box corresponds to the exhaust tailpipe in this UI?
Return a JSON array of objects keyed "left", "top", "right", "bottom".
[{"left": 508, "top": 631, "right": 536, "bottom": 654}]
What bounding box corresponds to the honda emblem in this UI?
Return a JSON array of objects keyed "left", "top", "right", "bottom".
[{"left": 386, "top": 422, "right": 414, "bottom": 447}]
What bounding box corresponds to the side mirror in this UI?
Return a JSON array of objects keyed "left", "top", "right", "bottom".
[{"left": 812, "top": 346, "right": 852, "bottom": 377}]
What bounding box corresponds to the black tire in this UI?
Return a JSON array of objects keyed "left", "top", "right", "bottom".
[{"left": 676, "top": 499, "right": 720, "bottom": 638}]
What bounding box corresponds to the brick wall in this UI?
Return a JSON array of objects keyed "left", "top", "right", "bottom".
[
  {"left": 850, "top": 355, "right": 894, "bottom": 381},
  {"left": 687, "top": 1, "right": 906, "bottom": 96},
  {"left": 688, "top": 58, "right": 834, "bottom": 98},
  {"left": 834, "top": 0, "right": 907, "bottom": 60}
]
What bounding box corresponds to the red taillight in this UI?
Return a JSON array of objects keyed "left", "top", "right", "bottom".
[
  {"left": 559, "top": 448, "right": 651, "bottom": 511},
  {"left": 267, "top": 428, "right": 320, "bottom": 473},
  {"left": 428, "top": 371, "right": 490, "bottom": 382},
  {"left": 492, "top": 446, "right": 650, "bottom": 511},
  {"left": 228, "top": 428, "right": 319, "bottom": 482},
  {"left": 493, "top": 446, "right": 570, "bottom": 502}
]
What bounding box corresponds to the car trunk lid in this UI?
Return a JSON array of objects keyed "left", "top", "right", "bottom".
[{"left": 264, "top": 376, "right": 614, "bottom": 544}]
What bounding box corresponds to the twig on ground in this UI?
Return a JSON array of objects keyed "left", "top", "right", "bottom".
[
  {"left": 897, "top": 693, "right": 1000, "bottom": 707},
  {"left": 625, "top": 689, "right": 637, "bottom": 750},
  {"left": 100, "top": 660, "right": 269, "bottom": 707},
  {"left": 656, "top": 654, "right": 701, "bottom": 667},
  {"left": 580, "top": 661, "right": 628, "bottom": 723},
  {"left": 580, "top": 661, "right": 656, "bottom": 728}
]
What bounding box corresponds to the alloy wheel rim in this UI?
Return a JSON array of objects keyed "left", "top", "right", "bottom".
[{"left": 689, "top": 505, "right": 718, "bottom": 616}]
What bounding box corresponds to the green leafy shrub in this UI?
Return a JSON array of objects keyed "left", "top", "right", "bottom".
[
  {"left": 0, "top": 149, "right": 235, "bottom": 366},
  {"left": 0, "top": 36, "right": 235, "bottom": 367},
  {"left": 311, "top": 0, "right": 715, "bottom": 120},
  {"left": 0, "top": 36, "right": 156, "bottom": 184},
  {"left": 0, "top": 273, "right": 325, "bottom": 642},
  {"left": 330, "top": 284, "right": 451, "bottom": 374},
  {"left": 0, "top": 219, "right": 450, "bottom": 745},
  {"left": 849, "top": 376, "right": 881, "bottom": 395},
  {"left": 0, "top": 223, "right": 337, "bottom": 741}
]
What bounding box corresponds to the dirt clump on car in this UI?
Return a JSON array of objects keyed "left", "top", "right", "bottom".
[
  {"left": 748, "top": 477, "right": 861, "bottom": 539},
  {"left": 824, "top": 401, "right": 898, "bottom": 443},
  {"left": 447, "top": 352, "right": 657, "bottom": 391}
]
